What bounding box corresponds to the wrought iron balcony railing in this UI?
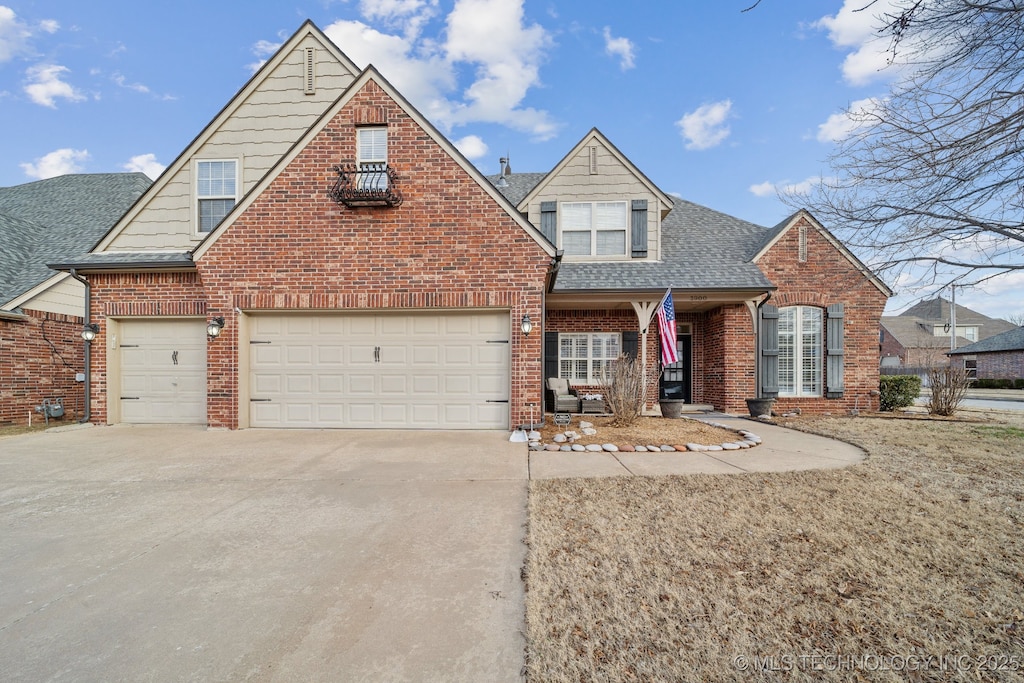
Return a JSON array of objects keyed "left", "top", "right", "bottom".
[{"left": 329, "top": 162, "right": 403, "bottom": 207}]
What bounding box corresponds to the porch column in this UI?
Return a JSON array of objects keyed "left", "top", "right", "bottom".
[{"left": 631, "top": 300, "right": 662, "bottom": 406}]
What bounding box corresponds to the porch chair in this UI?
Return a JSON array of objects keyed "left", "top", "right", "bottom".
[{"left": 546, "top": 377, "right": 580, "bottom": 413}]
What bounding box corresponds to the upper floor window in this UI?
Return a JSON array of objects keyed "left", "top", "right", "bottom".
[
  {"left": 561, "top": 201, "right": 627, "bottom": 257},
  {"left": 197, "top": 160, "right": 237, "bottom": 233},
  {"left": 779, "top": 306, "right": 822, "bottom": 397},
  {"left": 357, "top": 127, "right": 388, "bottom": 191}
]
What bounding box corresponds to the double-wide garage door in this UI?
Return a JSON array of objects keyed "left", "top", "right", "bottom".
[{"left": 249, "top": 312, "right": 510, "bottom": 429}]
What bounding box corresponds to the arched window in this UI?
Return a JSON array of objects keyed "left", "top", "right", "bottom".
[{"left": 778, "top": 306, "right": 822, "bottom": 397}]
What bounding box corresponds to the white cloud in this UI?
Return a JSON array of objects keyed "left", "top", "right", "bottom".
[
  {"left": 453, "top": 134, "right": 487, "bottom": 160},
  {"left": 324, "top": 0, "right": 558, "bottom": 140},
  {"left": 20, "top": 148, "right": 89, "bottom": 179},
  {"left": 359, "top": 0, "right": 438, "bottom": 39},
  {"left": 112, "top": 72, "right": 150, "bottom": 94},
  {"left": 749, "top": 176, "right": 828, "bottom": 198},
  {"left": 39, "top": 18, "right": 59, "bottom": 34},
  {"left": 814, "top": 0, "right": 912, "bottom": 86},
  {"left": 0, "top": 5, "right": 31, "bottom": 62},
  {"left": 24, "top": 63, "right": 86, "bottom": 107},
  {"left": 816, "top": 97, "right": 884, "bottom": 143},
  {"left": 602, "top": 27, "right": 635, "bottom": 71},
  {"left": 247, "top": 38, "right": 282, "bottom": 72},
  {"left": 123, "top": 153, "right": 165, "bottom": 180},
  {"left": 676, "top": 100, "right": 732, "bottom": 150}
]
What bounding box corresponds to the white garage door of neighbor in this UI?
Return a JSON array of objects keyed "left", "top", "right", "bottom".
[
  {"left": 119, "top": 319, "right": 207, "bottom": 424},
  {"left": 249, "top": 312, "right": 510, "bottom": 429}
]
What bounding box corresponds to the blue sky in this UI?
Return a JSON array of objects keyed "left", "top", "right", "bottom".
[{"left": 1, "top": 0, "right": 1020, "bottom": 320}]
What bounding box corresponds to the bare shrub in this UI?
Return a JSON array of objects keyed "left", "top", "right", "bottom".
[
  {"left": 600, "top": 353, "right": 644, "bottom": 427},
  {"left": 928, "top": 365, "right": 971, "bottom": 416}
]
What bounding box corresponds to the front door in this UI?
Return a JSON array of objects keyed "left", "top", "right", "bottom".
[{"left": 659, "top": 334, "right": 692, "bottom": 402}]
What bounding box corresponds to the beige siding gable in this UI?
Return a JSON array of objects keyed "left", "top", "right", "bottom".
[
  {"left": 524, "top": 135, "right": 670, "bottom": 260},
  {"left": 103, "top": 28, "right": 358, "bottom": 252},
  {"left": 18, "top": 274, "right": 85, "bottom": 317}
]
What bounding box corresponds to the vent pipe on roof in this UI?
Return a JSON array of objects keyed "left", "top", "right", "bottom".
[{"left": 496, "top": 156, "right": 510, "bottom": 187}]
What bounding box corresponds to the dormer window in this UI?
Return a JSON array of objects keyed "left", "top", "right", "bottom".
[
  {"left": 196, "top": 159, "right": 237, "bottom": 233},
  {"left": 561, "top": 201, "right": 627, "bottom": 257}
]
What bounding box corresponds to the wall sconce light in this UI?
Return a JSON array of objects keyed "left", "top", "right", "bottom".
[
  {"left": 520, "top": 313, "right": 533, "bottom": 337},
  {"left": 81, "top": 323, "right": 99, "bottom": 342},
  {"left": 207, "top": 316, "right": 225, "bottom": 339}
]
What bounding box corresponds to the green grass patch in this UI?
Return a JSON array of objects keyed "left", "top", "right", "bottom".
[{"left": 970, "top": 424, "right": 1024, "bottom": 440}]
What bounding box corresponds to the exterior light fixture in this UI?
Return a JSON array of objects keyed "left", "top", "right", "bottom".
[
  {"left": 520, "top": 313, "right": 533, "bottom": 337},
  {"left": 207, "top": 316, "right": 225, "bottom": 339},
  {"left": 81, "top": 323, "right": 99, "bottom": 342}
]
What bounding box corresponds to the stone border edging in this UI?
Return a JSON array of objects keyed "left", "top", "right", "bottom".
[{"left": 528, "top": 419, "right": 762, "bottom": 453}]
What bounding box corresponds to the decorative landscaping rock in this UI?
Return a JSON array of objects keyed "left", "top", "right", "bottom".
[
  {"left": 673, "top": 445, "right": 689, "bottom": 452},
  {"left": 544, "top": 444, "right": 561, "bottom": 451},
  {"left": 582, "top": 427, "right": 598, "bottom": 436},
  {"left": 528, "top": 430, "right": 541, "bottom": 441},
  {"left": 687, "top": 443, "right": 706, "bottom": 451},
  {"left": 553, "top": 433, "right": 567, "bottom": 443},
  {"left": 571, "top": 444, "right": 586, "bottom": 452},
  {"left": 528, "top": 442, "right": 542, "bottom": 451},
  {"left": 579, "top": 421, "right": 594, "bottom": 429},
  {"left": 564, "top": 431, "right": 579, "bottom": 440},
  {"left": 585, "top": 444, "right": 603, "bottom": 452},
  {"left": 619, "top": 444, "right": 635, "bottom": 452},
  {"left": 722, "top": 442, "right": 741, "bottom": 450},
  {"left": 646, "top": 445, "right": 660, "bottom": 452},
  {"left": 737, "top": 441, "right": 751, "bottom": 449},
  {"left": 660, "top": 445, "right": 676, "bottom": 452},
  {"left": 560, "top": 445, "right": 572, "bottom": 452},
  {"left": 635, "top": 446, "right": 648, "bottom": 452},
  {"left": 602, "top": 443, "right": 618, "bottom": 452},
  {"left": 706, "top": 445, "right": 724, "bottom": 451}
]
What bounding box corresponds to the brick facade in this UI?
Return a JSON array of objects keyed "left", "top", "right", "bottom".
[
  {"left": 756, "top": 216, "right": 888, "bottom": 414},
  {"left": 85, "top": 79, "right": 551, "bottom": 430},
  {"left": 953, "top": 351, "right": 1024, "bottom": 380},
  {"left": 0, "top": 310, "right": 84, "bottom": 425}
]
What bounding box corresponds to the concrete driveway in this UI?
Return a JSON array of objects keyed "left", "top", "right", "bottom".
[{"left": 0, "top": 426, "right": 528, "bottom": 682}]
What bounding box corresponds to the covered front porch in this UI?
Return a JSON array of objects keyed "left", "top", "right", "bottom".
[{"left": 540, "top": 288, "right": 770, "bottom": 416}]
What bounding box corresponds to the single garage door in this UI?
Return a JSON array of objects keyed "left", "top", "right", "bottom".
[
  {"left": 249, "top": 311, "right": 510, "bottom": 429},
  {"left": 119, "top": 319, "right": 207, "bottom": 424}
]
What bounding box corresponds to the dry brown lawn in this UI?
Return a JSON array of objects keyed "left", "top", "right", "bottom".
[{"left": 525, "top": 409, "right": 1024, "bottom": 682}]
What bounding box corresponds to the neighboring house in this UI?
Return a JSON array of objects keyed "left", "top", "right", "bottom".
[
  {"left": 949, "top": 326, "right": 1024, "bottom": 381},
  {"left": 49, "top": 21, "right": 890, "bottom": 431},
  {"left": 880, "top": 297, "right": 1017, "bottom": 369},
  {"left": 0, "top": 173, "right": 151, "bottom": 424}
]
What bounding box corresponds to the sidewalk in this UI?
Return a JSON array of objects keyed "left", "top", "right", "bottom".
[{"left": 528, "top": 416, "right": 865, "bottom": 479}]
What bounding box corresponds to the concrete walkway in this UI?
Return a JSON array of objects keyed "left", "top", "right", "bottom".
[{"left": 527, "top": 416, "right": 866, "bottom": 479}]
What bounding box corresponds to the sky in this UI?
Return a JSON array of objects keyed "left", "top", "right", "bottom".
[{"left": 1, "top": 0, "right": 1021, "bottom": 321}]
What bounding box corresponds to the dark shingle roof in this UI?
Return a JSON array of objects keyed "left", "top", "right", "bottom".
[
  {"left": 881, "top": 315, "right": 974, "bottom": 349},
  {"left": 486, "top": 172, "right": 547, "bottom": 206},
  {"left": 0, "top": 173, "right": 151, "bottom": 306},
  {"left": 47, "top": 251, "right": 194, "bottom": 270},
  {"left": 948, "top": 326, "right": 1024, "bottom": 355},
  {"left": 554, "top": 198, "right": 774, "bottom": 291},
  {"left": 483, "top": 173, "right": 776, "bottom": 292}
]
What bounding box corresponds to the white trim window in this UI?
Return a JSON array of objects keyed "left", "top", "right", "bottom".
[
  {"left": 559, "top": 333, "right": 621, "bottom": 383},
  {"left": 778, "top": 306, "right": 822, "bottom": 397},
  {"left": 196, "top": 159, "right": 238, "bottom": 233},
  {"left": 357, "top": 127, "right": 388, "bottom": 190},
  {"left": 561, "top": 201, "right": 627, "bottom": 257}
]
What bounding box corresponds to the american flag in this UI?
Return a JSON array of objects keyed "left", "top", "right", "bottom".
[{"left": 657, "top": 289, "right": 679, "bottom": 365}]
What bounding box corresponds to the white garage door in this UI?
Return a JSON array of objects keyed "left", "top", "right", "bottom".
[
  {"left": 119, "top": 319, "right": 207, "bottom": 424},
  {"left": 249, "top": 312, "right": 510, "bottom": 429}
]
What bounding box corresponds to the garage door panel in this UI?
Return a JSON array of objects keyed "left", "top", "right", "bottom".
[
  {"left": 249, "top": 312, "right": 509, "bottom": 429},
  {"left": 119, "top": 320, "right": 206, "bottom": 425}
]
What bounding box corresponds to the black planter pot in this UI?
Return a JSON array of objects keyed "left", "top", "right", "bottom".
[
  {"left": 745, "top": 398, "right": 775, "bottom": 417},
  {"left": 660, "top": 399, "right": 686, "bottom": 419}
]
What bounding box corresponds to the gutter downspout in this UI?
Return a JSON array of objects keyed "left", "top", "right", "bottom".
[
  {"left": 69, "top": 269, "right": 91, "bottom": 424},
  {"left": 754, "top": 290, "right": 774, "bottom": 399}
]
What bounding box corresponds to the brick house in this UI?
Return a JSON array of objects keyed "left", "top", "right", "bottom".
[
  {"left": 949, "top": 327, "right": 1024, "bottom": 381},
  {"left": 50, "top": 21, "right": 891, "bottom": 430},
  {"left": 880, "top": 297, "right": 1017, "bottom": 370},
  {"left": 0, "top": 174, "right": 150, "bottom": 425}
]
